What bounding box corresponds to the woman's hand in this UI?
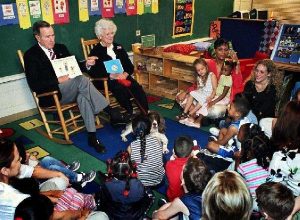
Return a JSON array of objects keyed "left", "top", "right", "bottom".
[
  {"left": 86, "top": 56, "right": 98, "bottom": 67},
  {"left": 118, "top": 72, "right": 129, "bottom": 80},
  {"left": 109, "top": 72, "right": 128, "bottom": 80},
  {"left": 229, "top": 50, "right": 238, "bottom": 62}
]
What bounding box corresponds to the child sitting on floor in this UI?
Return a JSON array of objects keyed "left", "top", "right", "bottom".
[
  {"left": 198, "top": 95, "right": 250, "bottom": 172},
  {"left": 176, "top": 58, "right": 217, "bottom": 128},
  {"left": 256, "top": 182, "right": 295, "bottom": 220},
  {"left": 153, "top": 158, "right": 212, "bottom": 220},
  {"left": 97, "top": 150, "right": 153, "bottom": 219},
  {"left": 16, "top": 141, "right": 96, "bottom": 187},
  {"left": 166, "top": 135, "right": 193, "bottom": 201},
  {"left": 192, "top": 59, "right": 235, "bottom": 128},
  {"left": 127, "top": 114, "right": 165, "bottom": 187},
  {"left": 234, "top": 123, "right": 274, "bottom": 210}
]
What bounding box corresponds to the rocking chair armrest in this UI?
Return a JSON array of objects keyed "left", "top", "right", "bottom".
[{"left": 36, "top": 90, "right": 59, "bottom": 98}]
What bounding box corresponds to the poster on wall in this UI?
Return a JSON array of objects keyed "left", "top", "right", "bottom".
[
  {"left": 16, "top": 0, "right": 31, "bottom": 29},
  {"left": 101, "top": 0, "right": 114, "bottom": 18},
  {"left": 115, "top": 0, "right": 125, "bottom": 14},
  {"left": 271, "top": 24, "right": 300, "bottom": 64},
  {"left": 78, "top": 0, "right": 89, "bottom": 22},
  {"left": 172, "top": 0, "right": 194, "bottom": 38},
  {"left": 126, "top": 0, "right": 137, "bottom": 16},
  {"left": 0, "top": 3, "right": 19, "bottom": 26},
  {"left": 89, "top": 0, "right": 101, "bottom": 16},
  {"left": 28, "top": 0, "right": 42, "bottom": 24},
  {"left": 52, "top": 0, "right": 70, "bottom": 24},
  {"left": 41, "top": 0, "right": 54, "bottom": 24},
  {"left": 209, "top": 20, "right": 220, "bottom": 39}
]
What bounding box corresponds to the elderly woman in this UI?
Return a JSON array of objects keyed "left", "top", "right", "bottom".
[
  {"left": 88, "top": 19, "right": 149, "bottom": 118},
  {"left": 243, "top": 59, "right": 281, "bottom": 121}
]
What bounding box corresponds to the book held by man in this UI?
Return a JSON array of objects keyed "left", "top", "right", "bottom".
[
  {"left": 104, "top": 59, "right": 124, "bottom": 74},
  {"left": 50, "top": 56, "right": 82, "bottom": 78}
]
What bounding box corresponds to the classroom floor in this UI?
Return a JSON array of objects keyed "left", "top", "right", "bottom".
[{"left": 0, "top": 97, "right": 212, "bottom": 217}]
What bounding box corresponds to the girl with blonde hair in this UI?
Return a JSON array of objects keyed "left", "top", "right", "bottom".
[{"left": 202, "top": 170, "right": 252, "bottom": 220}]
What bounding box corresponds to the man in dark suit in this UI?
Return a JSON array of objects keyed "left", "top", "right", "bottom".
[{"left": 24, "top": 20, "right": 109, "bottom": 153}]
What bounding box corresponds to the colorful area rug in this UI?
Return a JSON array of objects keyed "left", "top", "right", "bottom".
[{"left": 71, "top": 118, "right": 209, "bottom": 163}]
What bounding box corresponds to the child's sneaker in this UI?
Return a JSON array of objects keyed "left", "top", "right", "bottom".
[
  {"left": 208, "top": 135, "right": 217, "bottom": 142},
  {"left": 80, "top": 170, "right": 96, "bottom": 187},
  {"left": 209, "top": 127, "right": 220, "bottom": 137},
  {"left": 66, "top": 160, "right": 80, "bottom": 172}
]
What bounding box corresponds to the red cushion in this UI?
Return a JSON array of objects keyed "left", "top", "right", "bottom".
[{"left": 163, "top": 44, "right": 197, "bottom": 55}]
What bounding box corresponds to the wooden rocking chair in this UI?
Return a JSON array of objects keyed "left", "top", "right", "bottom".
[
  {"left": 80, "top": 37, "right": 141, "bottom": 114},
  {"left": 17, "top": 50, "right": 88, "bottom": 144}
]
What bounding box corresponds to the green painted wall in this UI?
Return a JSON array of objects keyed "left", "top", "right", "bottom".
[{"left": 0, "top": 0, "right": 233, "bottom": 77}]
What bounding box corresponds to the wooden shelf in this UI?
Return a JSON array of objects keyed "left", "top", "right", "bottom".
[
  {"left": 133, "top": 45, "right": 197, "bottom": 100},
  {"left": 274, "top": 62, "right": 300, "bottom": 73}
]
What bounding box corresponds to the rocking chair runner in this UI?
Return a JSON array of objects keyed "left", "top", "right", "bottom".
[{"left": 17, "top": 50, "right": 98, "bottom": 144}]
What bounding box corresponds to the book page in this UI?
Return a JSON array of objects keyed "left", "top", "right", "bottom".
[{"left": 50, "top": 55, "right": 82, "bottom": 78}]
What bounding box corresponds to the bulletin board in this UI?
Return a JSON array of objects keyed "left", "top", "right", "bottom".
[
  {"left": 271, "top": 24, "right": 300, "bottom": 64},
  {"left": 172, "top": 0, "right": 194, "bottom": 38}
]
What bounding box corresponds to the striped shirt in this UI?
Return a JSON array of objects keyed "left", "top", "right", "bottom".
[
  {"left": 130, "top": 135, "right": 165, "bottom": 186},
  {"left": 237, "top": 159, "right": 269, "bottom": 197}
]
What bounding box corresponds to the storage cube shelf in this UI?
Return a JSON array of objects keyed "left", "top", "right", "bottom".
[{"left": 133, "top": 45, "right": 200, "bottom": 99}]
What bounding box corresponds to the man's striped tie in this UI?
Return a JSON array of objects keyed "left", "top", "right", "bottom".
[{"left": 48, "top": 49, "right": 56, "bottom": 60}]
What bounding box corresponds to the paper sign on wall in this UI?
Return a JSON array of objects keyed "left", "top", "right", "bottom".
[
  {"left": 210, "top": 20, "right": 221, "bottom": 39},
  {"left": 0, "top": 3, "right": 19, "bottom": 26},
  {"left": 89, "top": 0, "right": 101, "bottom": 16},
  {"left": 41, "top": 0, "right": 54, "bottom": 24},
  {"left": 79, "top": 0, "right": 89, "bottom": 22},
  {"left": 52, "top": 0, "right": 70, "bottom": 24},
  {"left": 16, "top": 0, "right": 31, "bottom": 29},
  {"left": 28, "top": 0, "right": 42, "bottom": 24},
  {"left": 126, "top": 0, "right": 137, "bottom": 16},
  {"left": 102, "top": 0, "right": 114, "bottom": 18},
  {"left": 173, "top": 0, "right": 194, "bottom": 38},
  {"left": 137, "top": 0, "right": 144, "bottom": 15},
  {"left": 115, "top": 0, "right": 126, "bottom": 14}
]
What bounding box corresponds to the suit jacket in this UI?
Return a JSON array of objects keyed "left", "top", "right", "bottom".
[
  {"left": 88, "top": 42, "right": 134, "bottom": 79},
  {"left": 24, "top": 43, "right": 80, "bottom": 107}
]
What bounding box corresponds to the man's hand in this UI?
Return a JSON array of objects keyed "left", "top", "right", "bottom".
[
  {"left": 58, "top": 75, "right": 70, "bottom": 83},
  {"left": 86, "top": 56, "right": 98, "bottom": 67}
]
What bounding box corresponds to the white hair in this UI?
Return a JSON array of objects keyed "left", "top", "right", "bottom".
[{"left": 94, "top": 19, "right": 117, "bottom": 38}]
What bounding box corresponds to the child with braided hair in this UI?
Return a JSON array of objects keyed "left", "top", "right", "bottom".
[
  {"left": 97, "top": 150, "right": 153, "bottom": 219},
  {"left": 233, "top": 123, "right": 274, "bottom": 211},
  {"left": 127, "top": 114, "right": 165, "bottom": 187}
]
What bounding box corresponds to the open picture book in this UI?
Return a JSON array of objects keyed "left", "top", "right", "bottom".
[{"left": 51, "top": 56, "right": 82, "bottom": 78}]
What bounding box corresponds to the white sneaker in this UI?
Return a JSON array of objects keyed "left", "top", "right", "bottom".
[{"left": 209, "top": 127, "right": 220, "bottom": 137}]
